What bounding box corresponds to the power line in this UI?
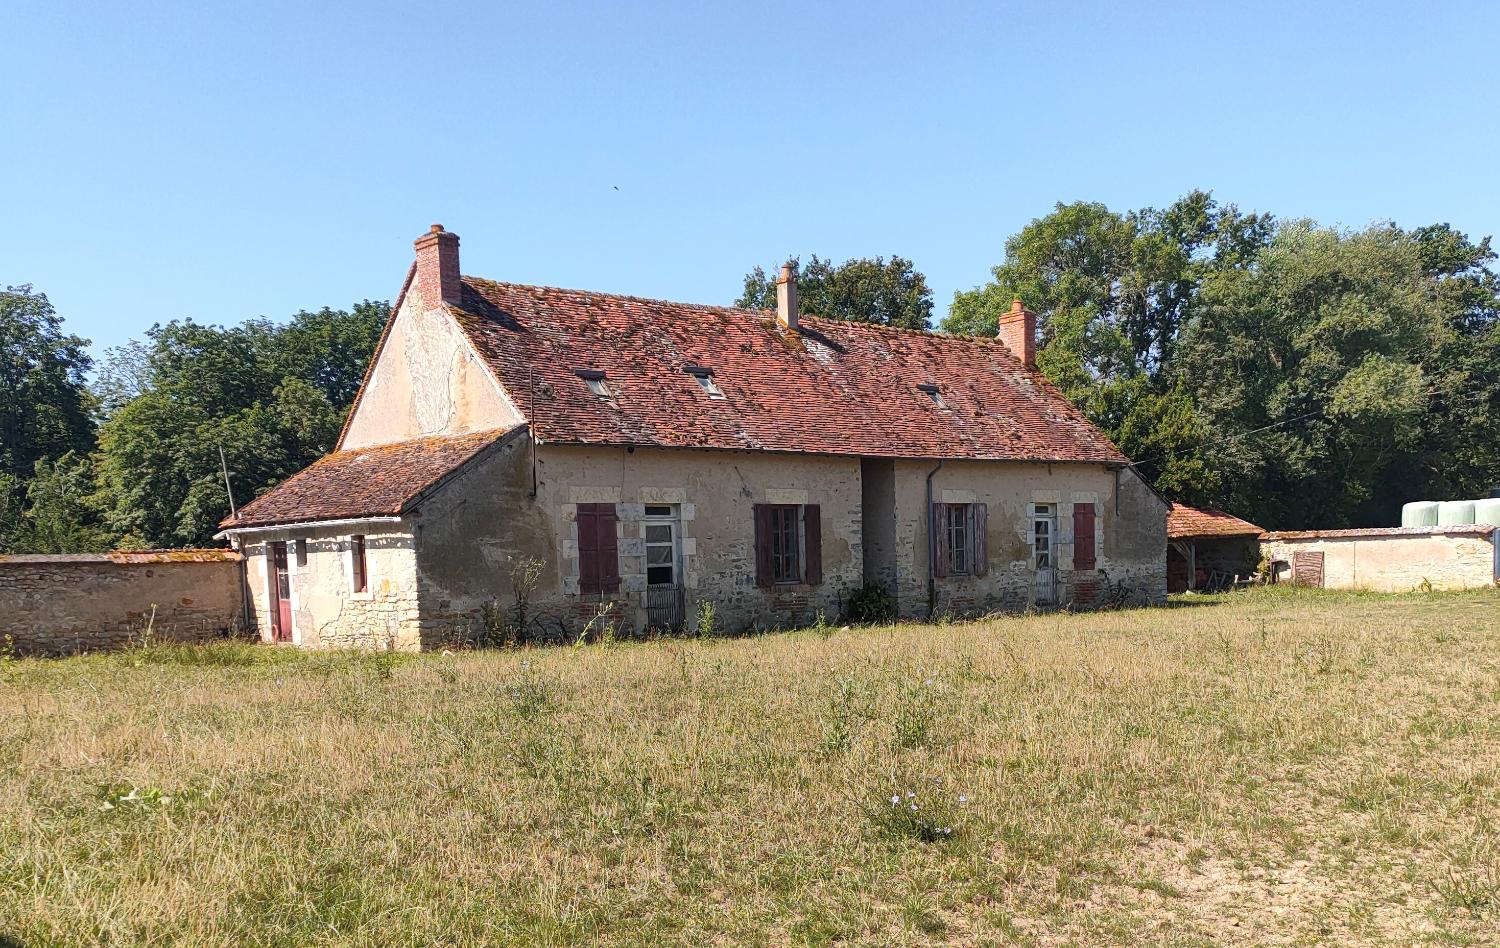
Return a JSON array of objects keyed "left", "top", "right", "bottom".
[{"left": 1133, "top": 409, "right": 1324, "bottom": 469}]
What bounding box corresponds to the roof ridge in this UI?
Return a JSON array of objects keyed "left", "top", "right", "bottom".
[{"left": 461, "top": 275, "right": 1023, "bottom": 348}]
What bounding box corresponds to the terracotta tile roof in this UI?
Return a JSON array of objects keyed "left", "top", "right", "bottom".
[
  {"left": 221, "top": 429, "right": 513, "bottom": 529},
  {"left": 0, "top": 549, "right": 241, "bottom": 565},
  {"left": 1167, "top": 503, "right": 1265, "bottom": 540},
  {"left": 447, "top": 278, "right": 1127, "bottom": 463}
]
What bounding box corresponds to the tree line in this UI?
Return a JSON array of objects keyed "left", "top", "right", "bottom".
[
  {"left": 2, "top": 190, "right": 1496, "bottom": 552},
  {"left": 0, "top": 288, "right": 385, "bottom": 551}
]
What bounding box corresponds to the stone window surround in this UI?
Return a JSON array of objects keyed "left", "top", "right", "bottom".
[{"left": 561, "top": 487, "right": 698, "bottom": 598}]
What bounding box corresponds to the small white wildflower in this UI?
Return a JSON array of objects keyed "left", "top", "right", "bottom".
[
  {"left": 924, "top": 678, "right": 935, "bottom": 686},
  {"left": 958, "top": 795, "right": 968, "bottom": 804},
  {"left": 942, "top": 827, "right": 952, "bottom": 835},
  {"left": 910, "top": 803, "right": 918, "bottom": 811},
  {"left": 891, "top": 794, "right": 901, "bottom": 806},
  {"left": 905, "top": 791, "right": 915, "bottom": 799}
]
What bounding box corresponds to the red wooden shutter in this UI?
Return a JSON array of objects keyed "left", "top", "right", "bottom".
[
  {"left": 753, "top": 504, "right": 773, "bottom": 588},
  {"left": 972, "top": 503, "right": 988, "bottom": 577},
  {"left": 931, "top": 502, "right": 950, "bottom": 578},
  {"left": 576, "top": 505, "right": 600, "bottom": 594},
  {"left": 803, "top": 504, "right": 822, "bottom": 585},
  {"left": 598, "top": 504, "right": 620, "bottom": 593},
  {"left": 1073, "top": 502, "right": 1096, "bottom": 571}
]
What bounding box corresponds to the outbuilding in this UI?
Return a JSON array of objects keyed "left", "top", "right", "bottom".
[{"left": 1166, "top": 502, "right": 1264, "bottom": 593}]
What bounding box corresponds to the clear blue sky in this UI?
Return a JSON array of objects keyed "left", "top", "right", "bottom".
[{"left": 5, "top": 0, "right": 1497, "bottom": 359}]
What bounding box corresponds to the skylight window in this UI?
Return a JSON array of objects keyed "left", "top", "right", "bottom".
[
  {"left": 575, "top": 369, "right": 612, "bottom": 398},
  {"left": 918, "top": 383, "right": 946, "bottom": 409},
  {"left": 684, "top": 364, "right": 726, "bottom": 400}
]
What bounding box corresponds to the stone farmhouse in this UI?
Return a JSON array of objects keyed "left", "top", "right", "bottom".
[{"left": 217, "top": 226, "right": 1168, "bottom": 649}]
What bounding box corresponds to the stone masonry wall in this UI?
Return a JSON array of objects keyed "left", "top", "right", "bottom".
[
  {"left": 413, "top": 438, "right": 864, "bottom": 641},
  {"left": 888, "top": 460, "right": 1168, "bottom": 618},
  {"left": 1262, "top": 527, "right": 1498, "bottom": 592},
  {"left": 0, "top": 554, "right": 244, "bottom": 656},
  {"left": 240, "top": 523, "right": 421, "bottom": 650}
]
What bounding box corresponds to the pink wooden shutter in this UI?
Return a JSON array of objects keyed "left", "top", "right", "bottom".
[
  {"left": 931, "top": 502, "right": 950, "bottom": 578},
  {"left": 1073, "top": 502, "right": 1096, "bottom": 571},
  {"left": 753, "top": 504, "right": 773, "bottom": 588},
  {"left": 972, "top": 503, "right": 988, "bottom": 577},
  {"left": 598, "top": 504, "right": 620, "bottom": 593},
  {"left": 803, "top": 504, "right": 822, "bottom": 585},
  {"left": 577, "top": 504, "right": 600, "bottom": 594}
]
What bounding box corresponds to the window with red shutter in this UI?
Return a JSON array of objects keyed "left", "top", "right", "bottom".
[
  {"left": 754, "top": 502, "right": 821, "bottom": 586},
  {"left": 576, "top": 503, "right": 620, "bottom": 595},
  {"left": 1073, "top": 502, "right": 1097, "bottom": 571}
]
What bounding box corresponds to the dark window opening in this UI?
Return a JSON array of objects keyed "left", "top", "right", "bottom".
[
  {"left": 945, "top": 504, "right": 971, "bottom": 574},
  {"left": 918, "top": 383, "right": 946, "bottom": 409},
  {"left": 351, "top": 534, "right": 368, "bottom": 593},
  {"left": 770, "top": 504, "right": 800, "bottom": 583}
]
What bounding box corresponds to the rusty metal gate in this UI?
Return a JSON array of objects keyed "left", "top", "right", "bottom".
[
  {"left": 1292, "top": 551, "right": 1325, "bottom": 587},
  {"left": 646, "top": 584, "right": 686, "bottom": 632}
]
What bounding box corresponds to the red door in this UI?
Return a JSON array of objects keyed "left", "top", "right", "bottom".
[{"left": 269, "top": 542, "right": 293, "bottom": 642}]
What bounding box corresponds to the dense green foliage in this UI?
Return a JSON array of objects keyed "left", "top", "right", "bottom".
[
  {"left": 0, "top": 301, "right": 386, "bottom": 552},
  {"left": 0, "top": 285, "right": 95, "bottom": 482},
  {"left": 737, "top": 255, "right": 934, "bottom": 330},
  {"left": 945, "top": 194, "right": 1500, "bottom": 528},
  {"left": 93, "top": 305, "right": 388, "bottom": 547}
]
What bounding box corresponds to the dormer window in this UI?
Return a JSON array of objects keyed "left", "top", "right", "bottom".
[
  {"left": 684, "top": 364, "right": 725, "bottom": 400},
  {"left": 575, "top": 369, "right": 612, "bottom": 398},
  {"left": 918, "top": 383, "right": 946, "bottom": 409}
]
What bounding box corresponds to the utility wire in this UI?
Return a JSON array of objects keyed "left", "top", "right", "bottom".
[{"left": 1133, "top": 410, "right": 1324, "bottom": 469}]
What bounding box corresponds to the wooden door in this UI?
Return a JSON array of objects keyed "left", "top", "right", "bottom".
[{"left": 270, "top": 541, "right": 293, "bottom": 642}]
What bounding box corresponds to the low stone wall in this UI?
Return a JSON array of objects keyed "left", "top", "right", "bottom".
[
  {"left": 1261, "top": 526, "right": 1499, "bottom": 592},
  {"left": 0, "top": 550, "right": 245, "bottom": 656}
]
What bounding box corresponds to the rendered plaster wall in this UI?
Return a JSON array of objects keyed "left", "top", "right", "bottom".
[
  {"left": 1263, "top": 529, "right": 1498, "bottom": 592},
  {"left": 889, "top": 460, "right": 1168, "bottom": 617},
  {"left": 0, "top": 558, "right": 243, "bottom": 656},
  {"left": 341, "top": 280, "right": 520, "bottom": 450},
  {"left": 240, "top": 523, "right": 420, "bottom": 650},
  {"left": 412, "top": 438, "right": 865, "bottom": 639}
]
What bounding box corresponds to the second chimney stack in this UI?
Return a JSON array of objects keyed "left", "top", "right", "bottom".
[
  {"left": 775, "top": 262, "right": 799, "bottom": 331},
  {"left": 414, "top": 224, "right": 462, "bottom": 307},
  {"left": 998, "top": 299, "right": 1037, "bottom": 368}
]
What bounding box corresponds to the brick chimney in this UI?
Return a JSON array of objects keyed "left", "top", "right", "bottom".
[
  {"left": 775, "top": 262, "right": 799, "bottom": 331},
  {"left": 413, "top": 224, "right": 461, "bottom": 307},
  {"left": 998, "top": 299, "right": 1036, "bottom": 368}
]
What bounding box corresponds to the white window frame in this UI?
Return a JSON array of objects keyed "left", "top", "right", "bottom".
[{"left": 643, "top": 505, "right": 681, "bottom": 588}]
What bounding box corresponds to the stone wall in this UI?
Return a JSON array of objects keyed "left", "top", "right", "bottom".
[
  {"left": 888, "top": 460, "right": 1168, "bottom": 618},
  {"left": 340, "top": 276, "right": 521, "bottom": 451},
  {"left": 0, "top": 551, "right": 245, "bottom": 656},
  {"left": 1262, "top": 526, "right": 1499, "bottom": 592},
  {"left": 239, "top": 523, "right": 420, "bottom": 650},
  {"left": 414, "top": 438, "right": 865, "bottom": 639}
]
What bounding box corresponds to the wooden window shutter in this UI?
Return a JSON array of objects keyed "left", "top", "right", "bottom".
[
  {"left": 577, "top": 504, "right": 600, "bottom": 594},
  {"left": 803, "top": 504, "right": 822, "bottom": 585},
  {"left": 931, "top": 501, "right": 950, "bottom": 578},
  {"left": 753, "top": 503, "right": 773, "bottom": 588},
  {"left": 972, "top": 503, "right": 988, "bottom": 577},
  {"left": 1073, "top": 502, "right": 1096, "bottom": 571},
  {"left": 598, "top": 503, "right": 620, "bottom": 593}
]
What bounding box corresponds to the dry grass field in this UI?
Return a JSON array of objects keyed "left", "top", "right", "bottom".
[{"left": 3, "top": 586, "right": 1499, "bottom": 946}]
